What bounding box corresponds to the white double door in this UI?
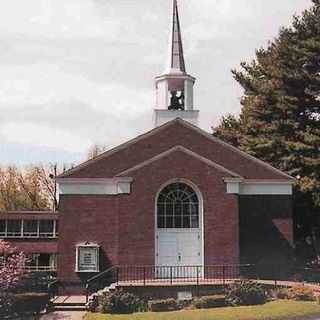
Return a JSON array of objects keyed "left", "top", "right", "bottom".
[{"left": 156, "top": 230, "right": 203, "bottom": 278}]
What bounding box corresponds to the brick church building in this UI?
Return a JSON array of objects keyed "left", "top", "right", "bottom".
[{"left": 54, "top": 0, "right": 295, "bottom": 293}]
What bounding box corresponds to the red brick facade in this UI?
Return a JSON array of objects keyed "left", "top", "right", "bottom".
[
  {"left": 58, "top": 150, "right": 239, "bottom": 284},
  {"left": 57, "top": 120, "right": 294, "bottom": 293}
]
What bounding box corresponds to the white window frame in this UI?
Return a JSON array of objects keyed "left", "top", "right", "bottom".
[
  {"left": 0, "top": 219, "right": 58, "bottom": 239},
  {"left": 23, "top": 219, "right": 39, "bottom": 238},
  {"left": 75, "top": 243, "right": 100, "bottom": 273}
]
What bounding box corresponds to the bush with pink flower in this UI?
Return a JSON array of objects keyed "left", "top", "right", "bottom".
[{"left": 0, "top": 239, "right": 27, "bottom": 317}]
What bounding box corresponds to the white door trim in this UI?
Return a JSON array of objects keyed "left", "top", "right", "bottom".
[{"left": 154, "top": 178, "right": 204, "bottom": 270}]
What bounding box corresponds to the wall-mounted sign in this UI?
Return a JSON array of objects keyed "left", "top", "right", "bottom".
[{"left": 76, "top": 243, "right": 99, "bottom": 272}]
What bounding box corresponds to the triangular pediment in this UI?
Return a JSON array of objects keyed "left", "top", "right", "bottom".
[
  {"left": 59, "top": 118, "right": 294, "bottom": 181},
  {"left": 116, "top": 145, "right": 242, "bottom": 178}
]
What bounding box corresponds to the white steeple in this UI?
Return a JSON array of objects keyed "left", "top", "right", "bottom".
[
  {"left": 166, "top": 0, "right": 186, "bottom": 74},
  {"left": 154, "top": 0, "right": 199, "bottom": 127}
]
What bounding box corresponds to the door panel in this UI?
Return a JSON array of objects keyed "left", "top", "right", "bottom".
[
  {"left": 157, "top": 233, "right": 178, "bottom": 266},
  {"left": 156, "top": 231, "right": 202, "bottom": 278}
]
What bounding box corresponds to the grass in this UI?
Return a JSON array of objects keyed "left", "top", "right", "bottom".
[{"left": 83, "top": 300, "right": 320, "bottom": 320}]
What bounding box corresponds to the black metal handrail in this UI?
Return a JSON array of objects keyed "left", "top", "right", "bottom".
[
  {"left": 85, "top": 264, "right": 256, "bottom": 303},
  {"left": 86, "top": 266, "right": 119, "bottom": 303},
  {"left": 47, "top": 279, "right": 60, "bottom": 310},
  {"left": 115, "top": 264, "right": 256, "bottom": 286}
]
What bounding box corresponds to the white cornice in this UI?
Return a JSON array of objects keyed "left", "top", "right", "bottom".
[
  {"left": 224, "top": 178, "right": 294, "bottom": 195},
  {"left": 57, "top": 177, "right": 132, "bottom": 195},
  {"left": 56, "top": 177, "right": 132, "bottom": 184}
]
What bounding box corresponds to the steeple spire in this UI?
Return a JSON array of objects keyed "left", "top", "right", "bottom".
[
  {"left": 154, "top": 0, "right": 198, "bottom": 128},
  {"left": 167, "top": 0, "right": 186, "bottom": 74}
]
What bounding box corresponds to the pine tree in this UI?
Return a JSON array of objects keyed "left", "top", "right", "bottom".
[{"left": 213, "top": 1, "right": 320, "bottom": 261}]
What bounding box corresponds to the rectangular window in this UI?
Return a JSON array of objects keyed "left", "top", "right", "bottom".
[
  {"left": 23, "top": 220, "right": 38, "bottom": 237},
  {"left": 76, "top": 245, "right": 99, "bottom": 272},
  {"left": 157, "top": 215, "right": 165, "bottom": 229},
  {"left": 0, "top": 220, "right": 6, "bottom": 237},
  {"left": 191, "top": 215, "right": 199, "bottom": 228},
  {"left": 7, "top": 220, "right": 22, "bottom": 237},
  {"left": 39, "top": 220, "right": 54, "bottom": 237}
]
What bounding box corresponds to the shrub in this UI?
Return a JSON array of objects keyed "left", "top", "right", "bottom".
[
  {"left": 12, "top": 293, "right": 49, "bottom": 315},
  {"left": 87, "top": 293, "right": 100, "bottom": 312},
  {"left": 192, "top": 295, "right": 226, "bottom": 309},
  {"left": 226, "top": 280, "right": 267, "bottom": 306},
  {"left": 288, "top": 285, "right": 315, "bottom": 301},
  {"left": 98, "top": 289, "right": 144, "bottom": 314},
  {"left": 0, "top": 294, "right": 14, "bottom": 318},
  {"left": 148, "top": 299, "right": 179, "bottom": 312},
  {"left": 270, "top": 288, "right": 289, "bottom": 300}
]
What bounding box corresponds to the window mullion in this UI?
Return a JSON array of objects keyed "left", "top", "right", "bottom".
[
  {"left": 21, "top": 219, "right": 24, "bottom": 238},
  {"left": 53, "top": 220, "right": 56, "bottom": 238}
]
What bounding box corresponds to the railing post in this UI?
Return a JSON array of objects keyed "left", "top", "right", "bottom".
[
  {"left": 143, "top": 266, "right": 146, "bottom": 286},
  {"left": 223, "top": 265, "right": 226, "bottom": 286},
  {"left": 116, "top": 266, "right": 119, "bottom": 285},
  {"left": 170, "top": 266, "right": 173, "bottom": 285},
  {"left": 254, "top": 264, "right": 259, "bottom": 280},
  {"left": 196, "top": 266, "right": 199, "bottom": 286},
  {"left": 85, "top": 282, "right": 89, "bottom": 304}
]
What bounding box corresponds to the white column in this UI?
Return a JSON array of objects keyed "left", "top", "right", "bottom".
[
  {"left": 184, "top": 78, "right": 194, "bottom": 110},
  {"left": 156, "top": 79, "right": 169, "bottom": 109}
]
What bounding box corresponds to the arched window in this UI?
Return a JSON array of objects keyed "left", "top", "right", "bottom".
[{"left": 157, "top": 182, "right": 199, "bottom": 229}]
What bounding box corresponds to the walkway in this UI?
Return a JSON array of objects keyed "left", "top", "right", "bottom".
[{"left": 40, "top": 311, "right": 85, "bottom": 320}]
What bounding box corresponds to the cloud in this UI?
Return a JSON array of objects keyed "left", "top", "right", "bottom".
[
  {"left": 183, "top": 0, "right": 310, "bottom": 53},
  {"left": 0, "top": 63, "right": 152, "bottom": 113},
  {"left": 0, "top": 0, "right": 312, "bottom": 165},
  {"left": 0, "top": 0, "right": 120, "bottom": 40},
  {"left": 0, "top": 62, "right": 153, "bottom": 155},
  {"left": 1, "top": 122, "right": 92, "bottom": 153}
]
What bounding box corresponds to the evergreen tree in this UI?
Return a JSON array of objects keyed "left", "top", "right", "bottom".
[{"left": 213, "top": 1, "right": 320, "bottom": 261}]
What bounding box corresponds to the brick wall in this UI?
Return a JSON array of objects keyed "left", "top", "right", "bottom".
[
  {"left": 118, "top": 150, "right": 239, "bottom": 266},
  {"left": 4, "top": 240, "right": 57, "bottom": 254},
  {"left": 57, "top": 149, "right": 239, "bottom": 292},
  {"left": 58, "top": 195, "right": 119, "bottom": 284}
]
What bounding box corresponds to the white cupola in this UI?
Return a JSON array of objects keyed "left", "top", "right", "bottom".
[{"left": 154, "top": 0, "right": 199, "bottom": 127}]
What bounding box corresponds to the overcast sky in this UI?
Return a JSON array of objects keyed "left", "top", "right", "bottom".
[{"left": 0, "top": 0, "right": 311, "bottom": 166}]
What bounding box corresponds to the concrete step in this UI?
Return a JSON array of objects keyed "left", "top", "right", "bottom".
[
  {"left": 53, "top": 302, "right": 85, "bottom": 307},
  {"left": 50, "top": 295, "right": 87, "bottom": 312},
  {"left": 52, "top": 305, "right": 86, "bottom": 311}
]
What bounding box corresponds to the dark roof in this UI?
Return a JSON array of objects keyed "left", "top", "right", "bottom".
[{"left": 58, "top": 118, "right": 294, "bottom": 181}]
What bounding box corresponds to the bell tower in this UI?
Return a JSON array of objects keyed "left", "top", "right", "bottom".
[{"left": 154, "top": 0, "right": 199, "bottom": 127}]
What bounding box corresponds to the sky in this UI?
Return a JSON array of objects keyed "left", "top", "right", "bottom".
[{"left": 0, "top": 0, "right": 311, "bottom": 166}]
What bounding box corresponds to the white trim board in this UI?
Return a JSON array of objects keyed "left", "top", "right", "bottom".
[
  {"left": 224, "top": 179, "right": 294, "bottom": 195},
  {"left": 57, "top": 177, "right": 132, "bottom": 195}
]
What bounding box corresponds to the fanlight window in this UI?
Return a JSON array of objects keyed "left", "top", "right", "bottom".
[{"left": 157, "top": 183, "right": 199, "bottom": 229}]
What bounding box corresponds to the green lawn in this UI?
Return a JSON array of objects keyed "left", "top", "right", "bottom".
[{"left": 84, "top": 300, "right": 320, "bottom": 320}]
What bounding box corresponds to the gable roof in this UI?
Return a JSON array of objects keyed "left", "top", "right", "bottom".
[
  {"left": 59, "top": 118, "right": 294, "bottom": 181},
  {"left": 116, "top": 145, "right": 242, "bottom": 178},
  {"left": 58, "top": 119, "right": 182, "bottom": 178}
]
